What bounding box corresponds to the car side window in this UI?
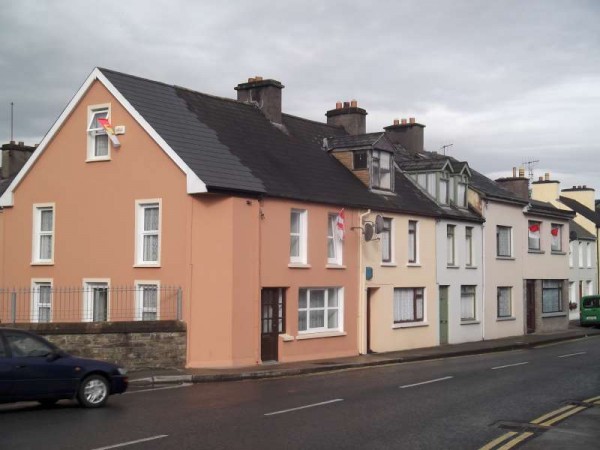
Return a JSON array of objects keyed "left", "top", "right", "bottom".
[
  {"left": 0, "top": 335, "right": 6, "bottom": 357},
  {"left": 5, "top": 331, "right": 54, "bottom": 358}
]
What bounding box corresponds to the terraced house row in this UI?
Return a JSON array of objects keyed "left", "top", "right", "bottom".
[{"left": 0, "top": 68, "right": 594, "bottom": 368}]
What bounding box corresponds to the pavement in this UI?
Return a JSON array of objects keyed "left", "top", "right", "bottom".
[{"left": 129, "top": 322, "right": 600, "bottom": 386}]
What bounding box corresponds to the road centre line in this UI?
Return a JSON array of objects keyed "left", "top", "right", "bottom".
[
  {"left": 399, "top": 376, "right": 453, "bottom": 389},
  {"left": 491, "top": 362, "right": 528, "bottom": 370},
  {"left": 557, "top": 351, "right": 586, "bottom": 358},
  {"left": 477, "top": 431, "right": 518, "bottom": 450},
  {"left": 539, "top": 406, "right": 587, "bottom": 427},
  {"left": 530, "top": 404, "right": 578, "bottom": 424},
  {"left": 91, "top": 435, "right": 168, "bottom": 450},
  {"left": 496, "top": 432, "right": 533, "bottom": 450},
  {"left": 264, "top": 399, "right": 343, "bottom": 416}
]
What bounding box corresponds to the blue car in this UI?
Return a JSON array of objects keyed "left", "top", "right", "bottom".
[{"left": 0, "top": 327, "right": 128, "bottom": 408}]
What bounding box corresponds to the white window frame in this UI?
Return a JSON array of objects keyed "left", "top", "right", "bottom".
[
  {"left": 371, "top": 150, "right": 392, "bottom": 191},
  {"left": 542, "top": 280, "right": 563, "bottom": 313},
  {"left": 408, "top": 220, "right": 418, "bottom": 264},
  {"left": 465, "top": 226, "right": 474, "bottom": 267},
  {"left": 327, "top": 213, "right": 343, "bottom": 266},
  {"left": 381, "top": 217, "right": 394, "bottom": 264},
  {"left": 135, "top": 280, "right": 160, "bottom": 321},
  {"left": 135, "top": 199, "right": 162, "bottom": 267},
  {"left": 528, "top": 221, "right": 541, "bottom": 251},
  {"left": 439, "top": 175, "right": 449, "bottom": 204},
  {"left": 393, "top": 287, "right": 425, "bottom": 323},
  {"left": 32, "top": 203, "right": 55, "bottom": 265},
  {"left": 587, "top": 242, "right": 592, "bottom": 268},
  {"left": 447, "top": 225, "right": 456, "bottom": 266},
  {"left": 496, "top": 225, "right": 512, "bottom": 257},
  {"left": 82, "top": 279, "right": 110, "bottom": 322},
  {"left": 457, "top": 181, "right": 467, "bottom": 207},
  {"left": 31, "top": 279, "right": 53, "bottom": 323},
  {"left": 569, "top": 241, "right": 574, "bottom": 267},
  {"left": 497, "top": 287, "right": 512, "bottom": 318},
  {"left": 460, "top": 285, "right": 477, "bottom": 321},
  {"left": 86, "top": 104, "right": 111, "bottom": 161},
  {"left": 298, "top": 287, "right": 344, "bottom": 334},
  {"left": 290, "top": 209, "right": 308, "bottom": 264},
  {"left": 551, "top": 224, "right": 563, "bottom": 252}
]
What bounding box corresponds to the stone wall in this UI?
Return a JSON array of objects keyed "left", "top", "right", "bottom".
[{"left": 7, "top": 321, "right": 186, "bottom": 370}]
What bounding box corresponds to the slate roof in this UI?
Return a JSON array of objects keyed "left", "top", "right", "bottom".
[
  {"left": 559, "top": 196, "right": 600, "bottom": 226},
  {"left": 401, "top": 159, "right": 449, "bottom": 172},
  {"left": 468, "top": 169, "right": 528, "bottom": 204},
  {"left": 0, "top": 175, "right": 16, "bottom": 197},
  {"left": 99, "top": 68, "right": 447, "bottom": 216},
  {"left": 327, "top": 133, "right": 384, "bottom": 149},
  {"left": 527, "top": 199, "right": 575, "bottom": 220},
  {"left": 569, "top": 220, "right": 596, "bottom": 241}
]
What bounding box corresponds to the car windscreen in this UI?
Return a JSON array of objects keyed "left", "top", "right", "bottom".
[
  {"left": 582, "top": 298, "right": 600, "bottom": 309},
  {"left": 4, "top": 330, "right": 55, "bottom": 358}
]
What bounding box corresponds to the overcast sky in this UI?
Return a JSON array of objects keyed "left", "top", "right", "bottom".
[{"left": 2, "top": 0, "right": 599, "bottom": 193}]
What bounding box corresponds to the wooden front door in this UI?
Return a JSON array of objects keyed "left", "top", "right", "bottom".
[
  {"left": 526, "top": 280, "right": 536, "bottom": 334},
  {"left": 439, "top": 286, "right": 449, "bottom": 345},
  {"left": 261, "top": 288, "right": 285, "bottom": 362}
]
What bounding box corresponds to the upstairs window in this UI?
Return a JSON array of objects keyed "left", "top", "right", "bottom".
[
  {"left": 353, "top": 151, "right": 367, "bottom": 170},
  {"left": 290, "top": 209, "right": 307, "bottom": 264},
  {"left": 372, "top": 150, "right": 392, "bottom": 190},
  {"left": 327, "top": 213, "right": 343, "bottom": 265},
  {"left": 439, "top": 175, "right": 449, "bottom": 204},
  {"left": 87, "top": 106, "right": 110, "bottom": 160},
  {"left": 497, "top": 226, "right": 512, "bottom": 257},
  {"left": 528, "top": 221, "right": 541, "bottom": 251},
  {"left": 381, "top": 218, "right": 393, "bottom": 263},
  {"left": 136, "top": 200, "right": 161, "bottom": 265},
  {"left": 551, "top": 224, "right": 562, "bottom": 252},
  {"left": 426, "top": 173, "right": 436, "bottom": 198},
  {"left": 447, "top": 225, "right": 456, "bottom": 266},
  {"left": 32, "top": 204, "right": 54, "bottom": 264},
  {"left": 408, "top": 220, "right": 418, "bottom": 264},
  {"left": 456, "top": 178, "right": 467, "bottom": 207},
  {"left": 465, "top": 227, "right": 474, "bottom": 266},
  {"left": 587, "top": 242, "right": 592, "bottom": 267},
  {"left": 579, "top": 242, "right": 585, "bottom": 267}
]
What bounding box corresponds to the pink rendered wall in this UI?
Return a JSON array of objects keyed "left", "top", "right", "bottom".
[{"left": 259, "top": 198, "right": 360, "bottom": 362}]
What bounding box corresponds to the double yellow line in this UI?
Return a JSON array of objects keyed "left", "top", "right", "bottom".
[{"left": 479, "top": 396, "right": 599, "bottom": 450}]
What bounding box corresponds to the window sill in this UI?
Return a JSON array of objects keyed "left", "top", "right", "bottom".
[
  {"left": 380, "top": 262, "right": 397, "bottom": 267},
  {"left": 551, "top": 251, "right": 566, "bottom": 255},
  {"left": 528, "top": 249, "right": 544, "bottom": 254},
  {"left": 497, "top": 316, "right": 516, "bottom": 322},
  {"left": 326, "top": 264, "right": 346, "bottom": 270},
  {"left": 296, "top": 331, "right": 347, "bottom": 340},
  {"left": 460, "top": 320, "right": 480, "bottom": 325},
  {"left": 85, "top": 157, "right": 111, "bottom": 163},
  {"left": 392, "top": 321, "right": 428, "bottom": 329},
  {"left": 541, "top": 312, "right": 567, "bottom": 318},
  {"left": 31, "top": 261, "right": 54, "bottom": 266},
  {"left": 288, "top": 263, "right": 311, "bottom": 269},
  {"left": 446, "top": 264, "right": 460, "bottom": 269},
  {"left": 133, "top": 263, "right": 161, "bottom": 268},
  {"left": 406, "top": 263, "right": 421, "bottom": 268},
  {"left": 465, "top": 265, "right": 478, "bottom": 270},
  {"left": 496, "top": 256, "right": 515, "bottom": 260}
]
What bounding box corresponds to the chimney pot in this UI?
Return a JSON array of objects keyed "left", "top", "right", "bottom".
[
  {"left": 518, "top": 167, "right": 525, "bottom": 178},
  {"left": 512, "top": 167, "right": 517, "bottom": 177},
  {"left": 248, "top": 77, "right": 255, "bottom": 83},
  {"left": 350, "top": 99, "right": 357, "bottom": 108},
  {"left": 254, "top": 76, "right": 263, "bottom": 81},
  {"left": 336, "top": 101, "right": 342, "bottom": 110},
  {"left": 343, "top": 101, "right": 350, "bottom": 108},
  {"left": 583, "top": 185, "right": 587, "bottom": 189},
  {"left": 401, "top": 118, "right": 407, "bottom": 125},
  {"left": 393, "top": 118, "right": 400, "bottom": 126},
  {"left": 539, "top": 176, "right": 544, "bottom": 181},
  {"left": 18, "top": 141, "right": 24, "bottom": 146},
  {"left": 544, "top": 172, "right": 550, "bottom": 181},
  {"left": 409, "top": 117, "right": 416, "bottom": 124}
]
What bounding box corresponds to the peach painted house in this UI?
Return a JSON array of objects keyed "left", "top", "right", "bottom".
[{"left": 0, "top": 68, "right": 430, "bottom": 368}]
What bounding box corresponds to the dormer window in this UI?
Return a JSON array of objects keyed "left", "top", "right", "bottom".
[
  {"left": 372, "top": 150, "right": 392, "bottom": 190},
  {"left": 353, "top": 151, "right": 367, "bottom": 170},
  {"left": 457, "top": 180, "right": 467, "bottom": 207},
  {"left": 439, "top": 174, "right": 449, "bottom": 205}
]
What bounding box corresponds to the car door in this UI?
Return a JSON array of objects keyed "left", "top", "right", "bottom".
[
  {"left": 0, "top": 331, "right": 13, "bottom": 400},
  {"left": 4, "top": 330, "right": 76, "bottom": 399}
]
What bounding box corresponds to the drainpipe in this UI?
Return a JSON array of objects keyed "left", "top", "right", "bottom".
[
  {"left": 480, "top": 201, "right": 487, "bottom": 341},
  {"left": 358, "top": 209, "right": 371, "bottom": 355}
]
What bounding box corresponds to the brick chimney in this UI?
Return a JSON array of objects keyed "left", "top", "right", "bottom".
[
  {"left": 561, "top": 184, "right": 596, "bottom": 210},
  {"left": 383, "top": 118, "right": 425, "bottom": 154},
  {"left": 530, "top": 172, "right": 560, "bottom": 202},
  {"left": 1, "top": 141, "right": 36, "bottom": 179},
  {"left": 495, "top": 167, "right": 529, "bottom": 200},
  {"left": 235, "top": 76, "right": 284, "bottom": 124},
  {"left": 325, "top": 100, "right": 367, "bottom": 135}
]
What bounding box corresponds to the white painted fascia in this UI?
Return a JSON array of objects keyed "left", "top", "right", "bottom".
[{"left": 0, "top": 68, "right": 206, "bottom": 207}]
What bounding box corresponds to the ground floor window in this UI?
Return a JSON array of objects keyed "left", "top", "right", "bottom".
[
  {"left": 542, "top": 280, "right": 563, "bottom": 313},
  {"left": 136, "top": 283, "right": 159, "bottom": 320},
  {"left": 32, "top": 281, "right": 52, "bottom": 323},
  {"left": 298, "top": 288, "right": 342, "bottom": 333},
  {"left": 393, "top": 288, "right": 424, "bottom": 323},
  {"left": 83, "top": 281, "right": 109, "bottom": 322},
  {"left": 497, "top": 287, "right": 512, "bottom": 318},
  {"left": 460, "top": 285, "right": 476, "bottom": 321}
]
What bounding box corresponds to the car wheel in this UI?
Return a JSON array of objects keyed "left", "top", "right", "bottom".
[
  {"left": 77, "top": 375, "right": 109, "bottom": 408},
  {"left": 38, "top": 399, "right": 59, "bottom": 407}
]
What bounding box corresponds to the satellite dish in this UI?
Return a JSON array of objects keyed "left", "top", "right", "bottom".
[
  {"left": 374, "top": 215, "right": 385, "bottom": 234},
  {"left": 364, "top": 222, "right": 374, "bottom": 241}
]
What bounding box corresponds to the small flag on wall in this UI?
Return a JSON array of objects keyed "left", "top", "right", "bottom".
[
  {"left": 336, "top": 208, "right": 345, "bottom": 240},
  {"left": 97, "top": 118, "right": 121, "bottom": 148}
]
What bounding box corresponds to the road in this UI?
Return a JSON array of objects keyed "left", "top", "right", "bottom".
[{"left": 1, "top": 336, "right": 599, "bottom": 450}]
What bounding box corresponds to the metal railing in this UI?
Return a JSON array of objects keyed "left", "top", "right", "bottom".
[{"left": 0, "top": 285, "right": 183, "bottom": 324}]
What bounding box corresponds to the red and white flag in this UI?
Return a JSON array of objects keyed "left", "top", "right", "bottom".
[
  {"left": 528, "top": 223, "right": 540, "bottom": 239},
  {"left": 97, "top": 117, "right": 121, "bottom": 148},
  {"left": 336, "top": 208, "right": 345, "bottom": 240},
  {"left": 551, "top": 226, "right": 560, "bottom": 247}
]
